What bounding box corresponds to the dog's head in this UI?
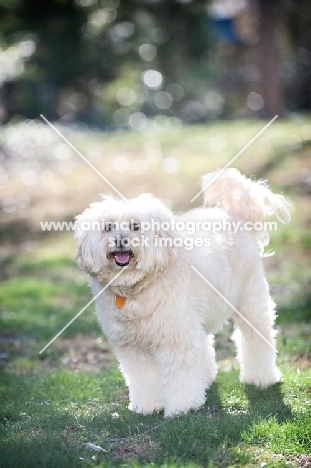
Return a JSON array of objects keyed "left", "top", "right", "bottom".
[{"left": 75, "top": 193, "right": 176, "bottom": 284}]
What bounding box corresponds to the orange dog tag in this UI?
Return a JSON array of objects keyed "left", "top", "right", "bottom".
[{"left": 115, "top": 295, "right": 126, "bottom": 309}]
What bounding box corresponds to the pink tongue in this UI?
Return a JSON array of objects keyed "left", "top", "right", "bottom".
[{"left": 115, "top": 252, "right": 131, "bottom": 264}]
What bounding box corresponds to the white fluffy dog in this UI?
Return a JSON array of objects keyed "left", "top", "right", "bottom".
[{"left": 75, "top": 169, "right": 291, "bottom": 417}]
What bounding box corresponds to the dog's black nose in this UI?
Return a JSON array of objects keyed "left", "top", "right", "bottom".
[{"left": 114, "top": 234, "right": 130, "bottom": 250}]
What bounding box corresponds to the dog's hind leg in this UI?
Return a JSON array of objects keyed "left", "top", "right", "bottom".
[
  {"left": 232, "top": 274, "right": 281, "bottom": 388},
  {"left": 115, "top": 346, "right": 164, "bottom": 414},
  {"left": 205, "top": 334, "right": 218, "bottom": 387}
]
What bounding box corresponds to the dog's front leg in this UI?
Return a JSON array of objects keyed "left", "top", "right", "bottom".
[
  {"left": 154, "top": 331, "right": 207, "bottom": 417},
  {"left": 114, "top": 346, "right": 164, "bottom": 414}
]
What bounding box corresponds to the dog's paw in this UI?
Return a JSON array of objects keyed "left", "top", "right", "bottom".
[
  {"left": 241, "top": 366, "right": 282, "bottom": 388},
  {"left": 128, "top": 402, "right": 163, "bottom": 415}
]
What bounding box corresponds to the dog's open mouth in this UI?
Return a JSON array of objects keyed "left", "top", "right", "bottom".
[{"left": 111, "top": 250, "right": 133, "bottom": 267}]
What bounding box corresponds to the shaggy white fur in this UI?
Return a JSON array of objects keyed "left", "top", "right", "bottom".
[{"left": 74, "top": 169, "right": 292, "bottom": 417}]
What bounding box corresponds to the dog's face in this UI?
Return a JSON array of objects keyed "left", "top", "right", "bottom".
[{"left": 75, "top": 193, "right": 176, "bottom": 285}]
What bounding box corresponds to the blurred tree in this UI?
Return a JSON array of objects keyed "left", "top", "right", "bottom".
[
  {"left": 0, "top": 0, "right": 211, "bottom": 124},
  {"left": 0, "top": 0, "right": 86, "bottom": 120},
  {"left": 255, "top": 0, "right": 284, "bottom": 117},
  {"left": 285, "top": 0, "right": 311, "bottom": 111}
]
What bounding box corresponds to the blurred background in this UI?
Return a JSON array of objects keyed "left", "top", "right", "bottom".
[
  {"left": 0, "top": 0, "right": 311, "bottom": 372},
  {"left": 0, "top": 0, "right": 311, "bottom": 125}
]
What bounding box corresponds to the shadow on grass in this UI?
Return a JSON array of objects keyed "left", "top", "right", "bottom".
[
  {"left": 153, "top": 379, "right": 294, "bottom": 467},
  {"left": 245, "top": 383, "right": 292, "bottom": 423},
  {"left": 0, "top": 369, "right": 128, "bottom": 468},
  {"left": 256, "top": 139, "right": 311, "bottom": 187}
]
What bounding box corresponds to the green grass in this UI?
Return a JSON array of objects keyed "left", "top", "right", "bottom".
[
  {"left": 0, "top": 362, "right": 310, "bottom": 467},
  {"left": 0, "top": 242, "right": 310, "bottom": 467},
  {"left": 1, "top": 119, "right": 311, "bottom": 467}
]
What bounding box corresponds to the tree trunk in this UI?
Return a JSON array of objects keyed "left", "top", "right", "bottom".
[{"left": 256, "top": 0, "right": 284, "bottom": 117}]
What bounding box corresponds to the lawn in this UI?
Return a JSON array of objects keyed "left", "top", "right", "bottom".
[{"left": 0, "top": 117, "right": 311, "bottom": 467}]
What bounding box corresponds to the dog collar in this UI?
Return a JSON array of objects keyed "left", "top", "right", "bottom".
[{"left": 115, "top": 295, "right": 126, "bottom": 309}]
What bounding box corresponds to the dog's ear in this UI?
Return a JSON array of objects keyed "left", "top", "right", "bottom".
[
  {"left": 75, "top": 201, "right": 104, "bottom": 273},
  {"left": 153, "top": 228, "right": 176, "bottom": 271},
  {"left": 76, "top": 233, "right": 95, "bottom": 273},
  {"left": 137, "top": 219, "right": 176, "bottom": 273}
]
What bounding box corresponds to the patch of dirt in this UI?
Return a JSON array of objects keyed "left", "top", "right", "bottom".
[
  {"left": 57, "top": 334, "right": 112, "bottom": 373},
  {"left": 110, "top": 435, "right": 159, "bottom": 462},
  {"left": 287, "top": 455, "right": 311, "bottom": 467},
  {"left": 0, "top": 333, "right": 112, "bottom": 374},
  {"left": 0, "top": 334, "right": 26, "bottom": 371},
  {"left": 292, "top": 354, "right": 311, "bottom": 369},
  {"left": 297, "top": 455, "right": 311, "bottom": 467}
]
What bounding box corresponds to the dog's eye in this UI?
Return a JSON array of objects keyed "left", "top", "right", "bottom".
[
  {"left": 105, "top": 223, "right": 113, "bottom": 232},
  {"left": 132, "top": 223, "right": 140, "bottom": 231}
]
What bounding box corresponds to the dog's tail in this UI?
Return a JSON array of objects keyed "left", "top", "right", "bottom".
[{"left": 202, "top": 168, "right": 292, "bottom": 252}]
